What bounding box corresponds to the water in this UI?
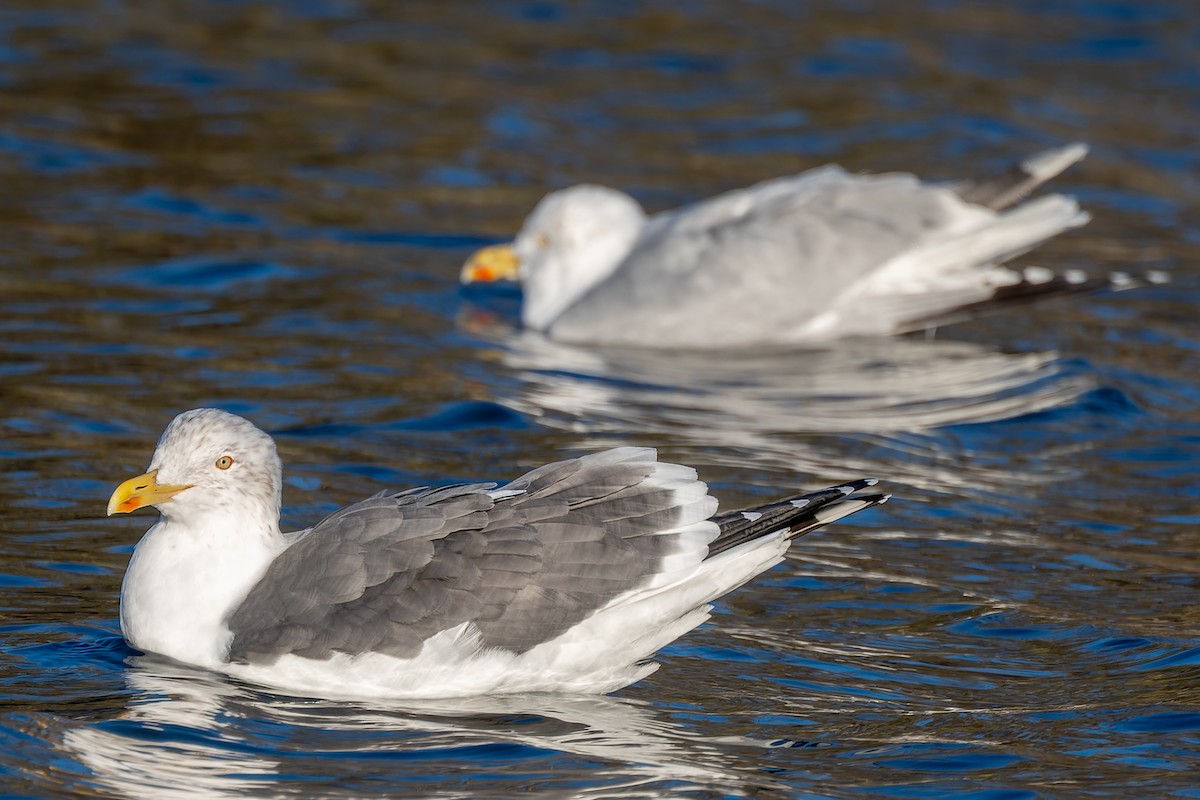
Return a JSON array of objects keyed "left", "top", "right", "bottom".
[{"left": 1, "top": 0, "right": 1198, "bottom": 796}]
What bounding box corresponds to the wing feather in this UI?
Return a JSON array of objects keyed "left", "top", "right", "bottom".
[
  {"left": 225, "top": 449, "right": 715, "bottom": 665},
  {"left": 548, "top": 170, "right": 993, "bottom": 346}
]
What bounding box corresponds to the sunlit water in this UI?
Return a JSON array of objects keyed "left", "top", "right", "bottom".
[{"left": 1, "top": 1, "right": 1198, "bottom": 797}]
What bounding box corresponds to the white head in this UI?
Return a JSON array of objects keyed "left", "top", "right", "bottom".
[
  {"left": 513, "top": 184, "right": 646, "bottom": 330},
  {"left": 109, "top": 408, "right": 283, "bottom": 530}
]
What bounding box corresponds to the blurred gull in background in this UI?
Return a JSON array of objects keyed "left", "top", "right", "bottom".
[{"left": 463, "top": 144, "right": 1164, "bottom": 348}]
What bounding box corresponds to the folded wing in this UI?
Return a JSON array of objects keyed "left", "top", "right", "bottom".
[{"left": 225, "top": 448, "right": 718, "bottom": 664}]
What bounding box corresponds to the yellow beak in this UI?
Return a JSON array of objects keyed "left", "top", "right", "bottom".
[
  {"left": 107, "top": 470, "right": 192, "bottom": 516},
  {"left": 460, "top": 243, "right": 521, "bottom": 285}
]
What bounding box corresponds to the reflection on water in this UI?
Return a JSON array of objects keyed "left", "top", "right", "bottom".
[
  {"left": 60, "top": 658, "right": 765, "bottom": 799},
  {"left": 484, "top": 323, "right": 1093, "bottom": 434},
  {"left": 470, "top": 315, "right": 1096, "bottom": 493}
]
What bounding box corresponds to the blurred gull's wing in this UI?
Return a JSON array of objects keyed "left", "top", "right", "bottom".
[
  {"left": 546, "top": 150, "right": 1089, "bottom": 347},
  {"left": 547, "top": 168, "right": 994, "bottom": 346}
]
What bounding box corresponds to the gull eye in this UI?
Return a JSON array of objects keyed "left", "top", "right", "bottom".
[
  {"left": 535, "top": 233, "right": 550, "bottom": 248},
  {"left": 215, "top": 455, "right": 234, "bottom": 471}
]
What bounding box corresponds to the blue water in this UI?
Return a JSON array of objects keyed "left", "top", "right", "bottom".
[{"left": 1, "top": 1, "right": 1199, "bottom": 797}]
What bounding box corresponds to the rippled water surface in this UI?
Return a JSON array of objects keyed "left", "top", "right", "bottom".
[{"left": 2, "top": 1, "right": 1199, "bottom": 797}]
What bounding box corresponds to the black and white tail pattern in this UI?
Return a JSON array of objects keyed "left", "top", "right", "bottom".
[
  {"left": 982, "top": 265, "right": 1169, "bottom": 309},
  {"left": 843, "top": 142, "right": 1174, "bottom": 340},
  {"left": 901, "top": 264, "right": 1172, "bottom": 333},
  {"left": 709, "top": 479, "right": 887, "bottom": 558}
]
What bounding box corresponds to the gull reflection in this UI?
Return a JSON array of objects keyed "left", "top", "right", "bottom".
[
  {"left": 62, "top": 656, "right": 775, "bottom": 798},
  {"left": 62, "top": 663, "right": 279, "bottom": 799},
  {"left": 464, "top": 313, "right": 1096, "bottom": 494},
  {"left": 493, "top": 331, "right": 1091, "bottom": 433}
]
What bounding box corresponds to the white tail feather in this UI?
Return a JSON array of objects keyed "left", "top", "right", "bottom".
[
  {"left": 800, "top": 193, "right": 1091, "bottom": 338},
  {"left": 1021, "top": 142, "right": 1089, "bottom": 182},
  {"left": 864, "top": 194, "right": 1089, "bottom": 294}
]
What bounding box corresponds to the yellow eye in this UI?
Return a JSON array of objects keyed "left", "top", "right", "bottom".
[{"left": 215, "top": 455, "right": 234, "bottom": 470}]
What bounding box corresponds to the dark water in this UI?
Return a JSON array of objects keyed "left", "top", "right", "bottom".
[{"left": 2, "top": 1, "right": 1198, "bottom": 797}]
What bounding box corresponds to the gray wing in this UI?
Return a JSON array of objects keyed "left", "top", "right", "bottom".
[
  {"left": 547, "top": 167, "right": 980, "bottom": 347},
  {"left": 225, "top": 448, "right": 717, "bottom": 665}
]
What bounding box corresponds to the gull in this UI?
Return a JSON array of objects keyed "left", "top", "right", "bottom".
[
  {"left": 461, "top": 144, "right": 1157, "bottom": 348},
  {"left": 107, "top": 408, "right": 888, "bottom": 699}
]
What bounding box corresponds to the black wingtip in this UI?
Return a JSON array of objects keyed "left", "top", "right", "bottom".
[
  {"left": 831, "top": 477, "right": 880, "bottom": 494},
  {"left": 899, "top": 267, "right": 1170, "bottom": 335},
  {"left": 709, "top": 480, "right": 887, "bottom": 557}
]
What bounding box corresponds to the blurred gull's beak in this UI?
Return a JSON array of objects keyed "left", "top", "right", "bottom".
[{"left": 460, "top": 243, "right": 520, "bottom": 285}]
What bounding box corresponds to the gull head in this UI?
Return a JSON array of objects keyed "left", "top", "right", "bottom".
[
  {"left": 461, "top": 184, "right": 646, "bottom": 331},
  {"left": 108, "top": 408, "right": 283, "bottom": 524}
]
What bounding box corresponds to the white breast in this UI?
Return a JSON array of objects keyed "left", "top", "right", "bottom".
[{"left": 120, "top": 514, "right": 281, "bottom": 667}]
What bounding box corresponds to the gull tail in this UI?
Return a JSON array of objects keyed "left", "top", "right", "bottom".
[
  {"left": 564, "top": 477, "right": 888, "bottom": 693},
  {"left": 955, "top": 143, "right": 1089, "bottom": 211},
  {"left": 709, "top": 478, "right": 888, "bottom": 558},
  {"left": 838, "top": 190, "right": 1091, "bottom": 335}
]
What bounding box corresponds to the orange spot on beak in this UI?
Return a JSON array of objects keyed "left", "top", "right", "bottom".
[
  {"left": 107, "top": 470, "right": 192, "bottom": 516},
  {"left": 461, "top": 243, "right": 520, "bottom": 285}
]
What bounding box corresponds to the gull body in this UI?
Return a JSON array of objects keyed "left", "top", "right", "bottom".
[
  {"left": 461, "top": 144, "right": 1116, "bottom": 348},
  {"left": 109, "top": 409, "right": 887, "bottom": 699}
]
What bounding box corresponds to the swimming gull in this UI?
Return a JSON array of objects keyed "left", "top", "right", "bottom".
[
  {"left": 107, "top": 408, "right": 888, "bottom": 699},
  {"left": 461, "top": 144, "right": 1159, "bottom": 347}
]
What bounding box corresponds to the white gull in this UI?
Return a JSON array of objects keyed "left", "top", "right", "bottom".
[{"left": 460, "top": 144, "right": 1161, "bottom": 348}]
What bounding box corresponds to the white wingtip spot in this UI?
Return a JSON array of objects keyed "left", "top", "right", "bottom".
[
  {"left": 863, "top": 478, "right": 879, "bottom": 487},
  {"left": 835, "top": 485, "right": 856, "bottom": 496},
  {"left": 789, "top": 498, "right": 810, "bottom": 509},
  {"left": 741, "top": 511, "right": 763, "bottom": 522},
  {"left": 1020, "top": 142, "right": 1089, "bottom": 180},
  {"left": 1146, "top": 270, "right": 1171, "bottom": 285},
  {"left": 1110, "top": 271, "right": 1133, "bottom": 288},
  {"left": 984, "top": 268, "right": 1024, "bottom": 289},
  {"left": 1022, "top": 266, "right": 1055, "bottom": 285},
  {"left": 1064, "top": 269, "right": 1088, "bottom": 285}
]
